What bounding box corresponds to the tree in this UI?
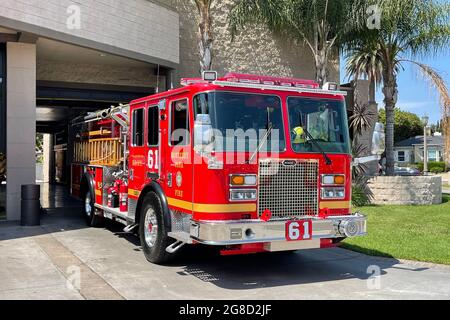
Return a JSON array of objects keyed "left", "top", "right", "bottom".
[
  {"left": 349, "top": 101, "right": 376, "bottom": 147},
  {"left": 345, "top": 0, "right": 450, "bottom": 175},
  {"left": 192, "top": 0, "right": 215, "bottom": 73},
  {"left": 430, "top": 120, "right": 442, "bottom": 135},
  {"left": 378, "top": 108, "right": 423, "bottom": 143},
  {"left": 229, "top": 0, "right": 366, "bottom": 85},
  {"left": 36, "top": 133, "right": 43, "bottom": 154},
  {"left": 36, "top": 133, "right": 44, "bottom": 164}
]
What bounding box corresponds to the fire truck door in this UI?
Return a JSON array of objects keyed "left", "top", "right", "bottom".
[
  {"left": 146, "top": 104, "right": 160, "bottom": 180},
  {"left": 128, "top": 105, "right": 147, "bottom": 205},
  {"left": 166, "top": 98, "right": 193, "bottom": 213}
]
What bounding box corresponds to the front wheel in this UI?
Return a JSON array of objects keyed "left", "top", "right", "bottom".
[
  {"left": 139, "top": 192, "right": 175, "bottom": 264},
  {"left": 82, "top": 186, "right": 104, "bottom": 227}
]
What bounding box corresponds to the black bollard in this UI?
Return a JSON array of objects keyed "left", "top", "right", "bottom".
[{"left": 21, "top": 184, "right": 41, "bottom": 226}]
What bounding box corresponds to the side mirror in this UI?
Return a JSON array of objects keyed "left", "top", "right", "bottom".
[
  {"left": 194, "top": 114, "right": 214, "bottom": 147},
  {"left": 371, "top": 122, "right": 386, "bottom": 156}
]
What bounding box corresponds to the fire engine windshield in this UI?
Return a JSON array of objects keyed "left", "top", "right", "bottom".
[
  {"left": 287, "top": 97, "right": 351, "bottom": 154},
  {"left": 194, "top": 92, "right": 286, "bottom": 152}
]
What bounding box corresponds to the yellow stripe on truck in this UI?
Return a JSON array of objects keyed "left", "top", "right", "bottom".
[
  {"left": 128, "top": 189, "right": 140, "bottom": 197},
  {"left": 320, "top": 201, "right": 351, "bottom": 209},
  {"left": 167, "top": 197, "right": 256, "bottom": 213}
]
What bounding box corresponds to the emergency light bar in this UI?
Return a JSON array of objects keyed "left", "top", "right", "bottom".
[
  {"left": 180, "top": 78, "right": 207, "bottom": 86},
  {"left": 180, "top": 72, "right": 346, "bottom": 96},
  {"left": 223, "top": 72, "right": 320, "bottom": 89}
]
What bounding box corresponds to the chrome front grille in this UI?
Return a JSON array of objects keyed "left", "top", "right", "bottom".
[{"left": 258, "top": 159, "right": 319, "bottom": 219}]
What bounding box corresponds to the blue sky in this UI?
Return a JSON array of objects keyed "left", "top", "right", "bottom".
[{"left": 340, "top": 52, "right": 450, "bottom": 126}]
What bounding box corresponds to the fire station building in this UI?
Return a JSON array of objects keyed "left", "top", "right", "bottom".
[{"left": 0, "top": 0, "right": 360, "bottom": 221}]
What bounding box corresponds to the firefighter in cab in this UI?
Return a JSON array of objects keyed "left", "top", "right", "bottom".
[{"left": 291, "top": 126, "right": 306, "bottom": 149}]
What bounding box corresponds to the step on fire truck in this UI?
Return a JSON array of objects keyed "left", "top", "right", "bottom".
[{"left": 71, "top": 72, "right": 385, "bottom": 264}]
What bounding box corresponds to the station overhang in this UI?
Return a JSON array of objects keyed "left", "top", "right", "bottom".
[{"left": 0, "top": 0, "right": 179, "bottom": 69}]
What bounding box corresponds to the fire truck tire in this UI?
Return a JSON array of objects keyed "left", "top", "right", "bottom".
[
  {"left": 139, "top": 192, "right": 174, "bottom": 264},
  {"left": 82, "top": 186, "right": 104, "bottom": 228}
]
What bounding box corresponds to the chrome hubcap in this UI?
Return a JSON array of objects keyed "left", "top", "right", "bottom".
[
  {"left": 144, "top": 208, "right": 158, "bottom": 248},
  {"left": 85, "top": 193, "right": 92, "bottom": 217}
]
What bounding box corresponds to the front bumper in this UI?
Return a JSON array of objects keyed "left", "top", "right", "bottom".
[{"left": 190, "top": 213, "right": 367, "bottom": 246}]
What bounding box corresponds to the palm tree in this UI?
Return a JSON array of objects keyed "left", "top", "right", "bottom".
[
  {"left": 349, "top": 101, "right": 376, "bottom": 147},
  {"left": 192, "top": 0, "right": 215, "bottom": 73},
  {"left": 345, "top": 0, "right": 450, "bottom": 175},
  {"left": 229, "top": 0, "right": 366, "bottom": 85},
  {"left": 346, "top": 42, "right": 384, "bottom": 104}
]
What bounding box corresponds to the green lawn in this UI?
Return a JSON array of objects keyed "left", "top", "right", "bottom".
[{"left": 342, "top": 195, "right": 450, "bottom": 265}]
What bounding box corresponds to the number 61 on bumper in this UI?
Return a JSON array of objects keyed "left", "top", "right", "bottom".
[{"left": 285, "top": 220, "right": 313, "bottom": 241}]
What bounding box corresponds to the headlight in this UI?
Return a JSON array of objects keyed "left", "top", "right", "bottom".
[
  {"left": 230, "top": 189, "right": 257, "bottom": 201},
  {"left": 321, "top": 187, "right": 345, "bottom": 199},
  {"left": 321, "top": 174, "right": 345, "bottom": 185},
  {"left": 230, "top": 174, "right": 257, "bottom": 186}
]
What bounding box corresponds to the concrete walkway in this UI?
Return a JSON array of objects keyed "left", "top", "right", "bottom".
[{"left": 1, "top": 184, "right": 450, "bottom": 300}]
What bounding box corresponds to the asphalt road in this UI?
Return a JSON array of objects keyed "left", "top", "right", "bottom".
[{"left": 1, "top": 206, "right": 450, "bottom": 300}]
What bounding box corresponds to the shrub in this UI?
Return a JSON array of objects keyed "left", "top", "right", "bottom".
[
  {"left": 430, "top": 167, "right": 444, "bottom": 174},
  {"left": 352, "top": 185, "right": 371, "bottom": 207},
  {"left": 416, "top": 162, "right": 446, "bottom": 172}
]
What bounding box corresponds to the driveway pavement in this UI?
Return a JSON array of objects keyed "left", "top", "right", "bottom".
[{"left": 1, "top": 203, "right": 450, "bottom": 300}]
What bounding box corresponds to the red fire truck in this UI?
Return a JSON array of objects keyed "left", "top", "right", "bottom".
[{"left": 71, "top": 72, "right": 384, "bottom": 264}]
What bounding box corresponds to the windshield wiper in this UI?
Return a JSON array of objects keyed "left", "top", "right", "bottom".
[
  {"left": 298, "top": 113, "right": 332, "bottom": 165},
  {"left": 248, "top": 107, "right": 273, "bottom": 164},
  {"left": 303, "top": 127, "right": 333, "bottom": 165}
]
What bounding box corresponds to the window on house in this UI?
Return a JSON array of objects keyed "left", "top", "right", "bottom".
[
  {"left": 398, "top": 151, "right": 405, "bottom": 162},
  {"left": 132, "top": 108, "right": 145, "bottom": 146},
  {"left": 170, "top": 99, "right": 190, "bottom": 146},
  {"left": 428, "top": 150, "right": 437, "bottom": 162},
  {"left": 148, "top": 106, "right": 159, "bottom": 146}
]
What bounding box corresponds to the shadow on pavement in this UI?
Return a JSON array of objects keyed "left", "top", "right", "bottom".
[{"left": 106, "top": 221, "right": 428, "bottom": 291}]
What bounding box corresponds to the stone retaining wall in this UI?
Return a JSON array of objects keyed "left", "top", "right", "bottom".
[{"left": 368, "top": 176, "right": 442, "bottom": 205}]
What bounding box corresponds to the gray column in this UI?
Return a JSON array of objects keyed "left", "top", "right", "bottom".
[
  {"left": 6, "top": 42, "right": 36, "bottom": 221},
  {"left": 42, "top": 134, "right": 54, "bottom": 183}
]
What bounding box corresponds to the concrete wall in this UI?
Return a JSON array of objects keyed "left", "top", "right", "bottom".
[
  {"left": 349, "top": 80, "right": 379, "bottom": 175},
  {"left": 352, "top": 80, "right": 378, "bottom": 151},
  {"left": 170, "top": 0, "right": 339, "bottom": 82},
  {"left": 368, "top": 176, "right": 442, "bottom": 205},
  {"left": 6, "top": 42, "right": 37, "bottom": 221},
  {"left": 37, "top": 60, "right": 162, "bottom": 88},
  {"left": 0, "top": 43, "right": 5, "bottom": 156},
  {"left": 0, "top": 0, "right": 179, "bottom": 66}
]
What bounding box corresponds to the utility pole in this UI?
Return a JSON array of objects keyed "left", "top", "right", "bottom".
[{"left": 422, "top": 115, "right": 429, "bottom": 175}]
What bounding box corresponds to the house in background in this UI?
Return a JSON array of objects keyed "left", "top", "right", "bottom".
[{"left": 394, "top": 134, "right": 445, "bottom": 165}]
